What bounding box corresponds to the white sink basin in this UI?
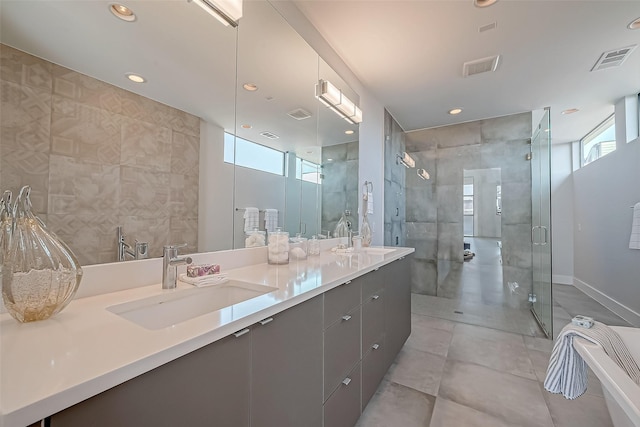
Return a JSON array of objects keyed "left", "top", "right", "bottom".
[
  {"left": 362, "top": 247, "right": 395, "bottom": 255},
  {"left": 107, "top": 280, "right": 277, "bottom": 330}
]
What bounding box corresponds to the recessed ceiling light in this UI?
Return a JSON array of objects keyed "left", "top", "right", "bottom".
[
  {"left": 241, "top": 124, "right": 252, "bottom": 129},
  {"left": 448, "top": 108, "right": 463, "bottom": 115},
  {"left": 345, "top": 130, "right": 355, "bottom": 135},
  {"left": 125, "top": 73, "right": 146, "bottom": 83},
  {"left": 243, "top": 83, "right": 258, "bottom": 91},
  {"left": 628, "top": 17, "right": 640, "bottom": 30},
  {"left": 474, "top": 0, "right": 498, "bottom": 8},
  {"left": 109, "top": 3, "right": 136, "bottom": 21},
  {"left": 562, "top": 108, "right": 579, "bottom": 115}
]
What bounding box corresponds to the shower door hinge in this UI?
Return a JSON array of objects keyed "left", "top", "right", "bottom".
[{"left": 528, "top": 293, "right": 537, "bottom": 303}]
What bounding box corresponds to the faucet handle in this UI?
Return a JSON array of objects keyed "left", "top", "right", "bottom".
[{"left": 164, "top": 243, "right": 188, "bottom": 251}]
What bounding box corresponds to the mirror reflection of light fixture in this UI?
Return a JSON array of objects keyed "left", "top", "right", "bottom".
[
  {"left": 189, "top": 0, "right": 242, "bottom": 27},
  {"left": 417, "top": 168, "right": 430, "bottom": 180},
  {"left": 397, "top": 152, "right": 415, "bottom": 168},
  {"left": 315, "top": 79, "right": 363, "bottom": 125}
]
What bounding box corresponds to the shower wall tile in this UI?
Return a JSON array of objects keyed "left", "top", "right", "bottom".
[
  {"left": 1, "top": 45, "right": 201, "bottom": 265},
  {"left": 52, "top": 64, "right": 123, "bottom": 114},
  {"left": 406, "top": 186, "right": 437, "bottom": 223},
  {"left": 1, "top": 80, "right": 52, "bottom": 152},
  {"left": 436, "top": 185, "right": 463, "bottom": 223},
  {"left": 171, "top": 131, "right": 199, "bottom": 176},
  {"left": 0, "top": 45, "right": 52, "bottom": 91},
  {"left": 346, "top": 159, "right": 359, "bottom": 191},
  {"left": 51, "top": 96, "right": 122, "bottom": 164},
  {"left": 46, "top": 214, "right": 120, "bottom": 265},
  {"left": 121, "top": 118, "right": 172, "bottom": 172},
  {"left": 437, "top": 222, "right": 464, "bottom": 262},
  {"left": 481, "top": 113, "right": 532, "bottom": 143},
  {"left": 323, "top": 143, "right": 348, "bottom": 162},
  {"left": 406, "top": 222, "right": 438, "bottom": 260},
  {"left": 48, "top": 155, "right": 119, "bottom": 215},
  {"left": 322, "top": 161, "right": 348, "bottom": 192},
  {"left": 0, "top": 146, "right": 49, "bottom": 214},
  {"left": 411, "top": 258, "right": 438, "bottom": 294},
  {"left": 501, "top": 182, "right": 533, "bottom": 225},
  {"left": 501, "top": 224, "right": 534, "bottom": 269},
  {"left": 347, "top": 141, "right": 359, "bottom": 161}
]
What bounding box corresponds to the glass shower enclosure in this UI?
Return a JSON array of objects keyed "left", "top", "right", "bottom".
[{"left": 530, "top": 109, "right": 553, "bottom": 337}]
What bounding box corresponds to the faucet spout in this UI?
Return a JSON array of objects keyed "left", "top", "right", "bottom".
[{"left": 162, "top": 244, "right": 192, "bottom": 289}]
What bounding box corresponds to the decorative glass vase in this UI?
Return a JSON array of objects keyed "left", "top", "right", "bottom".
[
  {"left": 361, "top": 214, "right": 372, "bottom": 247},
  {"left": 0, "top": 191, "right": 13, "bottom": 303},
  {"left": 2, "top": 186, "right": 83, "bottom": 322}
]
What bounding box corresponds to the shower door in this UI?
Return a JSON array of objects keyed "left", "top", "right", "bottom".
[{"left": 531, "top": 109, "right": 553, "bottom": 337}]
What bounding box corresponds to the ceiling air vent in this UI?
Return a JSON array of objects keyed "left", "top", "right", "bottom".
[
  {"left": 591, "top": 45, "right": 637, "bottom": 71},
  {"left": 260, "top": 131, "right": 279, "bottom": 139},
  {"left": 462, "top": 55, "right": 500, "bottom": 77},
  {"left": 287, "top": 108, "right": 312, "bottom": 120}
]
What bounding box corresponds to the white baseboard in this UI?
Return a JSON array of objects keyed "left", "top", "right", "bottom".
[
  {"left": 552, "top": 274, "right": 574, "bottom": 285},
  {"left": 573, "top": 277, "right": 640, "bottom": 327}
]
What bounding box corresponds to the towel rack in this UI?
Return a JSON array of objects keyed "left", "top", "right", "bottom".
[{"left": 235, "top": 208, "right": 266, "bottom": 212}]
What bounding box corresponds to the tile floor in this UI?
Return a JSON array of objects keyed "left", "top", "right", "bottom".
[{"left": 357, "top": 235, "right": 633, "bottom": 426}]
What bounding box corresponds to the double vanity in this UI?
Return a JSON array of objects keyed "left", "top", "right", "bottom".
[{"left": 1, "top": 242, "right": 414, "bottom": 427}]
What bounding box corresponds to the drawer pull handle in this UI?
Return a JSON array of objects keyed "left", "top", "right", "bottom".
[
  {"left": 233, "top": 328, "right": 250, "bottom": 338},
  {"left": 372, "top": 343, "right": 380, "bottom": 350},
  {"left": 399, "top": 256, "right": 405, "bottom": 260},
  {"left": 374, "top": 268, "right": 380, "bottom": 271},
  {"left": 342, "top": 315, "right": 352, "bottom": 321},
  {"left": 344, "top": 280, "right": 352, "bottom": 285},
  {"left": 259, "top": 317, "right": 274, "bottom": 326},
  {"left": 371, "top": 295, "right": 380, "bottom": 300},
  {"left": 342, "top": 377, "right": 352, "bottom": 386}
]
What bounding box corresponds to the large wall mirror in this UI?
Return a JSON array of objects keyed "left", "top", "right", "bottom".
[{"left": 0, "top": 0, "right": 361, "bottom": 266}]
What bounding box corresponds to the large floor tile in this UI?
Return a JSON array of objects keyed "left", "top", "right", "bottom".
[
  {"left": 429, "top": 398, "right": 518, "bottom": 427},
  {"left": 438, "top": 359, "right": 554, "bottom": 427},
  {"left": 406, "top": 315, "right": 453, "bottom": 357},
  {"left": 411, "top": 313, "right": 456, "bottom": 332},
  {"left": 543, "top": 387, "right": 613, "bottom": 427},
  {"left": 447, "top": 323, "right": 537, "bottom": 380},
  {"left": 523, "top": 335, "right": 553, "bottom": 353},
  {"left": 356, "top": 380, "right": 435, "bottom": 427},
  {"left": 387, "top": 347, "right": 446, "bottom": 396}
]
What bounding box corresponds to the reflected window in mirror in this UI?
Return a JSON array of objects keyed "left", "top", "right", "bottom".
[
  {"left": 296, "top": 159, "right": 322, "bottom": 184},
  {"left": 223, "top": 132, "right": 285, "bottom": 176}
]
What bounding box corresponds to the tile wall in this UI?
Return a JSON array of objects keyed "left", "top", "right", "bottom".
[
  {"left": 405, "top": 113, "right": 533, "bottom": 302},
  {"left": 0, "top": 45, "right": 200, "bottom": 265},
  {"left": 384, "top": 110, "right": 407, "bottom": 247},
  {"left": 321, "top": 141, "right": 359, "bottom": 235}
]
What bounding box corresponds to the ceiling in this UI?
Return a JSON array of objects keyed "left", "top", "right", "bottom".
[{"left": 295, "top": 0, "right": 640, "bottom": 144}]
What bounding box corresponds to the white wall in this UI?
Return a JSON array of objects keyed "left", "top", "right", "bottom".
[
  {"left": 572, "top": 136, "right": 640, "bottom": 326},
  {"left": 199, "top": 120, "right": 234, "bottom": 252},
  {"left": 550, "top": 142, "right": 574, "bottom": 284}
]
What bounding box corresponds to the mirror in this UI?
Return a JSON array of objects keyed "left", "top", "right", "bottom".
[
  {"left": 463, "top": 169, "right": 502, "bottom": 239},
  {"left": 318, "top": 58, "right": 360, "bottom": 238},
  {"left": 0, "top": 0, "right": 362, "bottom": 264}
]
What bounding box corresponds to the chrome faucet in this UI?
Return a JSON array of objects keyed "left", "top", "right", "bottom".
[
  {"left": 162, "top": 244, "right": 192, "bottom": 290},
  {"left": 117, "top": 226, "right": 149, "bottom": 261}
]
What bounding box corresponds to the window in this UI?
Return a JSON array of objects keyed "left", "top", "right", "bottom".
[
  {"left": 463, "top": 177, "right": 474, "bottom": 237},
  {"left": 582, "top": 114, "right": 615, "bottom": 166},
  {"left": 223, "top": 133, "right": 284, "bottom": 176},
  {"left": 297, "top": 159, "right": 322, "bottom": 184}
]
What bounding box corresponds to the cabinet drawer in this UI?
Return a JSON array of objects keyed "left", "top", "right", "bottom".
[
  {"left": 324, "top": 278, "right": 361, "bottom": 328},
  {"left": 362, "top": 338, "right": 386, "bottom": 411},
  {"left": 361, "top": 267, "right": 384, "bottom": 301},
  {"left": 324, "top": 362, "right": 362, "bottom": 427},
  {"left": 362, "top": 290, "right": 384, "bottom": 351},
  {"left": 324, "top": 305, "right": 361, "bottom": 401}
]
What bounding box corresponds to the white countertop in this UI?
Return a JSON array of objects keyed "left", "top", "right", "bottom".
[{"left": 0, "top": 246, "right": 413, "bottom": 427}]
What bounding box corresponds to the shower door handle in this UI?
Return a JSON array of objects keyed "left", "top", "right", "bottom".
[
  {"left": 540, "top": 226, "right": 548, "bottom": 245},
  {"left": 531, "top": 226, "right": 541, "bottom": 245}
]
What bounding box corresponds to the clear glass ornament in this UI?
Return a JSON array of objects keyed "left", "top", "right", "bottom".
[
  {"left": 2, "top": 186, "right": 83, "bottom": 322},
  {"left": 360, "top": 213, "right": 372, "bottom": 247}
]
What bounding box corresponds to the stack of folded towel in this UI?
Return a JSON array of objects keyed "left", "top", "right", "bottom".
[
  {"left": 244, "top": 207, "right": 259, "bottom": 233},
  {"left": 179, "top": 273, "right": 228, "bottom": 287},
  {"left": 264, "top": 209, "right": 278, "bottom": 232},
  {"left": 544, "top": 321, "right": 640, "bottom": 399}
]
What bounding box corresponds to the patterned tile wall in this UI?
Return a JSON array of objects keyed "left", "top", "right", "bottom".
[
  {"left": 321, "top": 141, "right": 359, "bottom": 236},
  {"left": 0, "top": 45, "right": 200, "bottom": 265}
]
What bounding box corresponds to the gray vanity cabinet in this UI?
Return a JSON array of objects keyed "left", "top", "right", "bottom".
[
  {"left": 49, "top": 330, "right": 252, "bottom": 427},
  {"left": 384, "top": 256, "right": 412, "bottom": 369},
  {"left": 323, "top": 362, "right": 363, "bottom": 427},
  {"left": 251, "top": 295, "right": 323, "bottom": 427}
]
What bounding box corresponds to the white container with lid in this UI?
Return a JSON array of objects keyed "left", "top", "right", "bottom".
[
  {"left": 289, "top": 234, "right": 308, "bottom": 260},
  {"left": 267, "top": 228, "right": 289, "bottom": 264}
]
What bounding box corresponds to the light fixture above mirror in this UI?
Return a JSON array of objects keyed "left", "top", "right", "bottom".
[
  {"left": 316, "top": 79, "right": 363, "bottom": 125},
  {"left": 189, "top": 0, "right": 242, "bottom": 27},
  {"left": 397, "top": 152, "right": 415, "bottom": 168}
]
